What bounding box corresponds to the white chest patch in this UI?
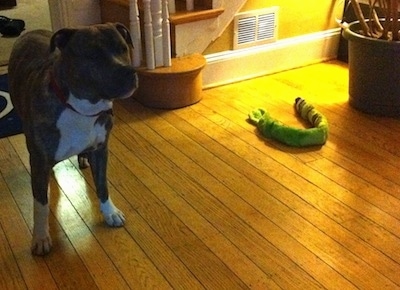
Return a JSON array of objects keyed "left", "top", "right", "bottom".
[
  {"left": 54, "top": 97, "right": 111, "bottom": 162},
  {"left": 67, "top": 93, "right": 113, "bottom": 116}
]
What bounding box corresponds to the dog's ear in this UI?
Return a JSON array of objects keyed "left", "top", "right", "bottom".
[
  {"left": 115, "top": 23, "right": 133, "bottom": 47},
  {"left": 50, "top": 28, "right": 77, "bottom": 52}
]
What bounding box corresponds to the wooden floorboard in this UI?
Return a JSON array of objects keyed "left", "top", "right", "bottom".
[{"left": 1, "top": 60, "right": 400, "bottom": 289}]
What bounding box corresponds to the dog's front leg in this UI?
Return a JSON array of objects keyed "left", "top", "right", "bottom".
[
  {"left": 30, "top": 154, "right": 53, "bottom": 255},
  {"left": 87, "top": 146, "right": 125, "bottom": 227}
]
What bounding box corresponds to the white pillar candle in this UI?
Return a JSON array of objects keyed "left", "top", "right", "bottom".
[
  {"left": 129, "top": 0, "right": 142, "bottom": 67},
  {"left": 151, "top": 0, "right": 163, "bottom": 67},
  {"left": 162, "top": 0, "right": 172, "bottom": 67},
  {"left": 143, "top": 0, "right": 155, "bottom": 69},
  {"left": 168, "top": 0, "right": 176, "bottom": 14},
  {"left": 186, "top": 0, "right": 194, "bottom": 11}
]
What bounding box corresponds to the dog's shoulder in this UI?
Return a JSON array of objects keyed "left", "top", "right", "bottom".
[
  {"left": 10, "top": 30, "right": 55, "bottom": 70},
  {"left": 12, "top": 30, "right": 53, "bottom": 55}
]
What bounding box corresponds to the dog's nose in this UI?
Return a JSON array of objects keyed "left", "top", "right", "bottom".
[
  {"left": 111, "top": 65, "right": 137, "bottom": 99},
  {"left": 120, "top": 65, "right": 136, "bottom": 82},
  {"left": 117, "top": 63, "right": 135, "bottom": 75}
]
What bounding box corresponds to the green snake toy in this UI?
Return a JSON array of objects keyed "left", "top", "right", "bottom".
[{"left": 248, "top": 97, "right": 328, "bottom": 147}]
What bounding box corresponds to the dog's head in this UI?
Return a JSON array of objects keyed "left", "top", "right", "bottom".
[{"left": 50, "top": 23, "right": 137, "bottom": 103}]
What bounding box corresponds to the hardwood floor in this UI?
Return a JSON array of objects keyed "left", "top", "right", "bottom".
[{"left": 1, "top": 60, "right": 400, "bottom": 289}]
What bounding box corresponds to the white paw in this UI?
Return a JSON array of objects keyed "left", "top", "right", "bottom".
[
  {"left": 31, "top": 234, "right": 52, "bottom": 256},
  {"left": 32, "top": 200, "right": 52, "bottom": 255},
  {"left": 100, "top": 198, "right": 125, "bottom": 227}
]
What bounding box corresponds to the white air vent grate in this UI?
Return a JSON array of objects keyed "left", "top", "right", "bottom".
[{"left": 234, "top": 7, "right": 278, "bottom": 50}]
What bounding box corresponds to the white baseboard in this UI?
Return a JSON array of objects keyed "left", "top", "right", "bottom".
[{"left": 202, "top": 28, "right": 342, "bottom": 89}]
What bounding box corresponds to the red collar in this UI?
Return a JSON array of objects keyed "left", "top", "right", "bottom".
[{"left": 49, "top": 71, "right": 112, "bottom": 117}]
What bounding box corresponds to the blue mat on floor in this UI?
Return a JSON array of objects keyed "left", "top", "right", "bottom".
[{"left": 0, "top": 74, "right": 22, "bottom": 138}]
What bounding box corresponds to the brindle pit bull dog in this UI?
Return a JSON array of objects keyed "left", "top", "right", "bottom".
[{"left": 8, "top": 23, "right": 138, "bottom": 255}]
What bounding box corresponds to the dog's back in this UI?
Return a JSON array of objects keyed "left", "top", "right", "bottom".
[{"left": 8, "top": 30, "right": 56, "bottom": 121}]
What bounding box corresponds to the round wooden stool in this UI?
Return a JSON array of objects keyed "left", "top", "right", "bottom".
[{"left": 135, "top": 53, "right": 206, "bottom": 109}]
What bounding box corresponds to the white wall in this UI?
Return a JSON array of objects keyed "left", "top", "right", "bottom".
[
  {"left": 174, "top": 0, "right": 247, "bottom": 56},
  {"left": 48, "top": 0, "right": 101, "bottom": 31}
]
